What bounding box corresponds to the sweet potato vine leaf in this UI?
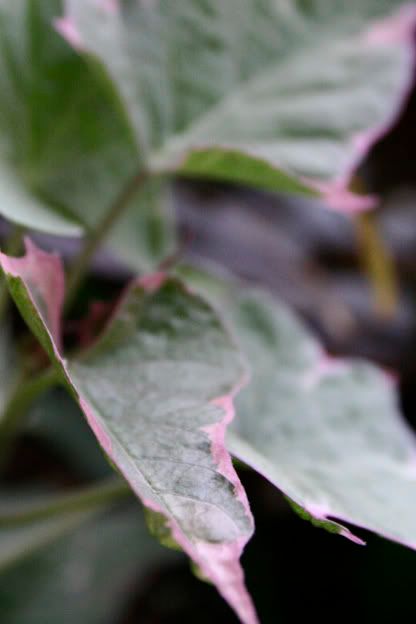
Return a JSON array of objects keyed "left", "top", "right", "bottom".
[
  {"left": 227, "top": 289, "right": 416, "bottom": 548},
  {"left": 0, "top": 0, "right": 173, "bottom": 269},
  {"left": 61, "top": 0, "right": 416, "bottom": 210},
  {"left": 180, "top": 267, "right": 416, "bottom": 549},
  {"left": 0, "top": 240, "right": 258, "bottom": 624}
]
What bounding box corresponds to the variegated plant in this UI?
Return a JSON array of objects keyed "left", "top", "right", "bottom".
[{"left": 1, "top": 2, "right": 416, "bottom": 622}]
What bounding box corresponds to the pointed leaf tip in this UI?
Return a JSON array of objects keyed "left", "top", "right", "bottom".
[
  {"left": 0, "top": 245, "right": 257, "bottom": 624},
  {"left": 0, "top": 238, "right": 65, "bottom": 351},
  {"left": 224, "top": 287, "right": 416, "bottom": 552}
]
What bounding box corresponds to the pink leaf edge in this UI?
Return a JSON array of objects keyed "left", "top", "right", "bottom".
[
  {"left": 0, "top": 238, "right": 65, "bottom": 351},
  {"left": 54, "top": 15, "right": 83, "bottom": 50},
  {"left": 113, "top": 274, "right": 258, "bottom": 624},
  {"left": 54, "top": 0, "right": 119, "bottom": 50},
  {"left": 143, "top": 374, "right": 258, "bottom": 624},
  {"left": 0, "top": 240, "right": 258, "bottom": 624},
  {"left": 55, "top": 3, "right": 416, "bottom": 217},
  {"left": 232, "top": 347, "right": 416, "bottom": 551},
  {"left": 306, "top": 4, "right": 416, "bottom": 214}
]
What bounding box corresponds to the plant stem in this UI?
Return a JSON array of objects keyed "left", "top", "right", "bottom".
[
  {"left": 0, "top": 367, "right": 60, "bottom": 449},
  {"left": 0, "top": 226, "right": 25, "bottom": 321},
  {"left": 349, "top": 175, "right": 399, "bottom": 319},
  {"left": 65, "top": 169, "right": 149, "bottom": 311},
  {"left": 354, "top": 211, "right": 399, "bottom": 319},
  {"left": 0, "top": 477, "right": 131, "bottom": 527}
]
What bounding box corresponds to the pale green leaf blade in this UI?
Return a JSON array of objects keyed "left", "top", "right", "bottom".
[
  {"left": 63, "top": 0, "right": 416, "bottom": 209},
  {"left": 0, "top": 241, "right": 258, "bottom": 624},
  {"left": 0, "top": 0, "right": 173, "bottom": 266},
  {"left": 0, "top": 167, "right": 82, "bottom": 236},
  {"left": 0, "top": 0, "right": 82, "bottom": 235},
  {"left": 228, "top": 288, "right": 416, "bottom": 547},
  {"left": 180, "top": 267, "right": 416, "bottom": 548}
]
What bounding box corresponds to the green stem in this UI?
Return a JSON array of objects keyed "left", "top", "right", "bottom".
[
  {"left": 354, "top": 211, "right": 399, "bottom": 320},
  {"left": 0, "top": 282, "right": 9, "bottom": 322},
  {"left": 65, "top": 168, "right": 149, "bottom": 311},
  {"left": 0, "top": 477, "right": 131, "bottom": 527},
  {"left": 0, "top": 226, "right": 25, "bottom": 320},
  {"left": 0, "top": 367, "right": 60, "bottom": 448},
  {"left": 349, "top": 175, "right": 399, "bottom": 319}
]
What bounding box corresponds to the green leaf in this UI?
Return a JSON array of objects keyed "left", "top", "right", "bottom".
[
  {"left": 25, "top": 388, "right": 113, "bottom": 480},
  {"left": 143, "top": 507, "right": 182, "bottom": 552},
  {"left": 227, "top": 288, "right": 416, "bottom": 548},
  {"left": 0, "top": 324, "right": 17, "bottom": 416},
  {"left": 0, "top": 0, "right": 173, "bottom": 267},
  {"left": 0, "top": 503, "right": 178, "bottom": 624},
  {"left": 0, "top": 241, "right": 258, "bottom": 624},
  {"left": 179, "top": 267, "right": 416, "bottom": 548},
  {"left": 62, "top": 0, "right": 416, "bottom": 209},
  {"left": 0, "top": 166, "right": 81, "bottom": 236},
  {"left": 0, "top": 0, "right": 81, "bottom": 236},
  {"left": 0, "top": 508, "right": 94, "bottom": 574},
  {"left": 107, "top": 177, "right": 175, "bottom": 272}
]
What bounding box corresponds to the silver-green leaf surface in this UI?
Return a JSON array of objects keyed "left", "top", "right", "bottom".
[
  {"left": 0, "top": 240, "right": 258, "bottom": 624},
  {"left": 227, "top": 288, "right": 416, "bottom": 548},
  {"left": 180, "top": 266, "right": 416, "bottom": 549},
  {"left": 62, "top": 0, "right": 416, "bottom": 210}
]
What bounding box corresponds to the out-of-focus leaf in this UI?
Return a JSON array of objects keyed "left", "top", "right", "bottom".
[
  {"left": 0, "top": 503, "right": 178, "bottom": 624},
  {"left": 0, "top": 324, "right": 16, "bottom": 417},
  {"left": 2, "top": 510, "right": 170, "bottom": 623},
  {"left": 180, "top": 267, "right": 416, "bottom": 548},
  {"left": 0, "top": 509, "right": 93, "bottom": 574},
  {"left": 201, "top": 273, "right": 416, "bottom": 547},
  {"left": 0, "top": 0, "right": 173, "bottom": 268},
  {"left": 0, "top": 241, "right": 258, "bottom": 624},
  {"left": 107, "top": 178, "right": 174, "bottom": 272},
  {"left": 25, "top": 388, "right": 112, "bottom": 480},
  {"left": 62, "top": 0, "right": 416, "bottom": 210},
  {"left": 0, "top": 167, "right": 81, "bottom": 237},
  {"left": 0, "top": 0, "right": 81, "bottom": 236}
]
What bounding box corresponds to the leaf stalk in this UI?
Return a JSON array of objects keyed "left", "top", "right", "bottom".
[
  {"left": 0, "top": 367, "right": 60, "bottom": 451},
  {"left": 0, "top": 478, "right": 131, "bottom": 527},
  {"left": 354, "top": 211, "right": 399, "bottom": 320},
  {"left": 65, "top": 168, "right": 149, "bottom": 311}
]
